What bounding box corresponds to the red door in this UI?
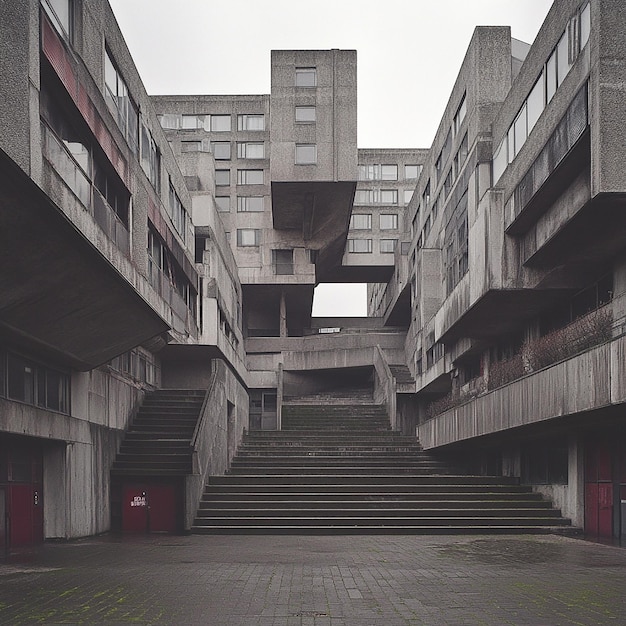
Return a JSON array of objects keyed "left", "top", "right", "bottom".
[
  {"left": 146, "top": 484, "right": 176, "bottom": 533},
  {"left": 122, "top": 483, "right": 177, "bottom": 534},
  {"left": 122, "top": 486, "right": 149, "bottom": 533},
  {"left": 585, "top": 439, "right": 615, "bottom": 540}
]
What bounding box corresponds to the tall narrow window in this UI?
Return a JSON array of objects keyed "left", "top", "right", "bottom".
[
  {"left": 104, "top": 48, "right": 139, "bottom": 155},
  {"left": 42, "top": 0, "right": 71, "bottom": 39},
  {"left": 295, "top": 67, "right": 317, "bottom": 87}
]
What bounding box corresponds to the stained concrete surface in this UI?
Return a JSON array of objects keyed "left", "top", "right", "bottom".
[{"left": 1, "top": 533, "right": 625, "bottom": 625}]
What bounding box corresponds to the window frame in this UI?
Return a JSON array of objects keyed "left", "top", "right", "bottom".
[
  {"left": 295, "top": 144, "right": 317, "bottom": 165},
  {"left": 295, "top": 67, "right": 317, "bottom": 88}
]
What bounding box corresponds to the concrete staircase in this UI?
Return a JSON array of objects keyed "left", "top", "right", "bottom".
[
  {"left": 192, "top": 402, "right": 572, "bottom": 534},
  {"left": 111, "top": 389, "right": 205, "bottom": 477}
]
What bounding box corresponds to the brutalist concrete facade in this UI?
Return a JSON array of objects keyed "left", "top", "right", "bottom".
[{"left": 2, "top": 0, "right": 626, "bottom": 547}]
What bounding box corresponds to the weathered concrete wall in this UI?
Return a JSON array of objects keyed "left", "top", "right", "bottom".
[{"left": 185, "top": 359, "right": 248, "bottom": 529}]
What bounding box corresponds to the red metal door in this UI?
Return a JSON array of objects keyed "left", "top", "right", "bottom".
[
  {"left": 146, "top": 484, "right": 176, "bottom": 533},
  {"left": 585, "top": 440, "right": 614, "bottom": 540},
  {"left": 9, "top": 485, "right": 35, "bottom": 546},
  {"left": 122, "top": 486, "right": 149, "bottom": 533},
  {"left": 122, "top": 484, "right": 177, "bottom": 534}
]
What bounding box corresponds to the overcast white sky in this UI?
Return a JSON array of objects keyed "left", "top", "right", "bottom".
[{"left": 108, "top": 0, "right": 554, "bottom": 317}]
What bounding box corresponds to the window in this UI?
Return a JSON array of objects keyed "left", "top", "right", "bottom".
[
  {"left": 210, "top": 115, "right": 231, "bottom": 132},
  {"left": 347, "top": 239, "right": 372, "bottom": 253},
  {"left": 295, "top": 106, "right": 316, "bottom": 123},
  {"left": 380, "top": 239, "right": 397, "bottom": 254},
  {"left": 381, "top": 165, "right": 398, "bottom": 181},
  {"left": 405, "top": 164, "right": 421, "bottom": 179},
  {"left": 211, "top": 141, "right": 231, "bottom": 160},
  {"left": 6, "top": 352, "right": 70, "bottom": 413},
  {"left": 159, "top": 114, "right": 180, "bottom": 129},
  {"left": 380, "top": 190, "right": 398, "bottom": 205},
  {"left": 556, "top": 31, "right": 571, "bottom": 87},
  {"left": 492, "top": 138, "right": 507, "bottom": 183},
  {"left": 237, "top": 196, "right": 264, "bottom": 212},
  {"left": 272, "top": 249, "right": 294, "bottom": 275},
  {"left": 404, "top": 189, "right": 414, "bottom": 204},
  {"left": 349, "top": 214, "right": 372, "bottom": 230},
  {"left": 182, "top": 115, "right": 201, "bottom": 129},
  {"left": 354, "top": 190, "right": 374, "bottom": 205},
  {"left": 168, "top": 180, "right": 190, "bottom": 241},
  {"left": 546, "top": 49, "right": 557, "bottom": 102},
  {"left": 453, "top": 93, "right": 467, "bottom": 135},
  {"left": 237, "top": 142, "right": 265, "bottom": 159},
  {"left": 140, "top": 123, "right": 160, "bottom": 190},
  {"left": 295, "top": 144, "right": 317, "bottom": 164},
  {"left": 527, "top": 73, "right": 545, "bottom": 133},
  {"left": 215, "top": 170, "right": 230, "bottom": 186},
  {"left": 380, "top": 214, "right": 398, "bottom": 230},
  {"left": 42, "top": 0, "right": 71, "bottom": 39},
  {"left": 237, "top": 228, "right": 261, "bottom": 246},
  {"left": 237, "top": 169, "right": 264, "bottom": 185},
  {"left": 216, "top": 196, "right": 230, "bottom": 212},
  {"left": 237, "top": 114, "right": 265, "bottom": 131},
  {"left": 104, "top": 48, "right": 139, "bottom": 155},
  {"left": 422, "top": 181, "right": 431, "bottom": 205},
  {"left": 295, "top": 67, "right": 316, "bottom": 87},
  {"left": 580, "top": 3, "right": 591, "bottom": 48},
  {"left": 513, "top": 103, "right": 528, "bottom": 158}
]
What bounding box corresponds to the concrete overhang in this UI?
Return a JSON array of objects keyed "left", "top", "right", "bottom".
[
  {"left": 523, "top": 193, "right": 626, "bottom": 272},
  {"left": 439, "top": 288, "right": 571, "bottom": 344},
  {"left": 327, "top": 264, "right": 394, "bottom": 283},
  {"left": 271, "top": 180, "right": 356, "bottom": 281},
  {"left": 0, "top": 149, "right": 170, "bottom": 370}
]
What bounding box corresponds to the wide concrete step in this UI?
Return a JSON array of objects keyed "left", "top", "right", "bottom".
[
  {"left": 196, "top": 507, "right": 562, "bottom": 519},
  {"left": 203, "top": 482, "right": 534, "bottom": 494},
  {"left": 191, "top": 525, "right": 572, "bottom": 536},
  {"left": 193, "top": 515, "right": 570, "bottom": 528},
  {"left": 236, "top": 447, "right": 424, "bottom": 455},
  {"left": 198, "top": 499, "right": 553, "bottom": 510},
  {"left": 209, "top": 474, "right": 522, "bottom": 485}
]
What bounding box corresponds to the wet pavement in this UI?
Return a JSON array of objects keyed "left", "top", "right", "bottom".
[{"left": 1, "top": 533, "right": 625, "bottom": 625}]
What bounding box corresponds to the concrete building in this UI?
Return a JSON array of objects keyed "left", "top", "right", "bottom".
[{"left": 1, "top": 0, "right": 625, "bottom": 550}]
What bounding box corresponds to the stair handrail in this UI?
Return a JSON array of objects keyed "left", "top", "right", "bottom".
[
  {"left": 191, "top": 368, "right": 219, "bottom": 451},
  {"left": 373, "top": 345, "right": 397, "bottom": 430}
]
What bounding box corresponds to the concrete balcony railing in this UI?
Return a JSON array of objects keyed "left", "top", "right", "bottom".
[{"left": 418, "top": 332, "right": 626, "bottom": 450}]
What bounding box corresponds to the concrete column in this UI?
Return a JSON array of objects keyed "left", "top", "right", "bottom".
[{"left": 279, "top": 289, "right": 288, "bottom": 338}]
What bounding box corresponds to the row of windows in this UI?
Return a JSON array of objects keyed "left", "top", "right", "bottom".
[
  {"left": 493, "top": 2, "right": 590, "bottom": 183},
  {"left": 354, "top": 189, "right": 398, "bottom": 206},
  {"left": 216, "top": 196, "right": 265, "bottom": 213},
  {"left": 358, "top": 163, "right": 421, "bottom": 181},
  {"left": 0, "top": 350, "right": 70, "bottom": 415},
  {"left": 159, "top": 113, "right": 266, "bottom": 132},
  {"left": 349, "top": 214, "right": 399, "bottom": 230},
  {"left": 347, "top": 239, "right": 398, "bottom": 254}
]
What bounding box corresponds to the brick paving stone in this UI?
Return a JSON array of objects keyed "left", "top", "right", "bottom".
[{"left": 0, "top": 534, "right": 625, "bottom": 625}]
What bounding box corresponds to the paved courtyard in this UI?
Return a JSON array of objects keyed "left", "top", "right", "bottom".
[{"left": 0, "top": 533, "right": 625, "bottom": 625}]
